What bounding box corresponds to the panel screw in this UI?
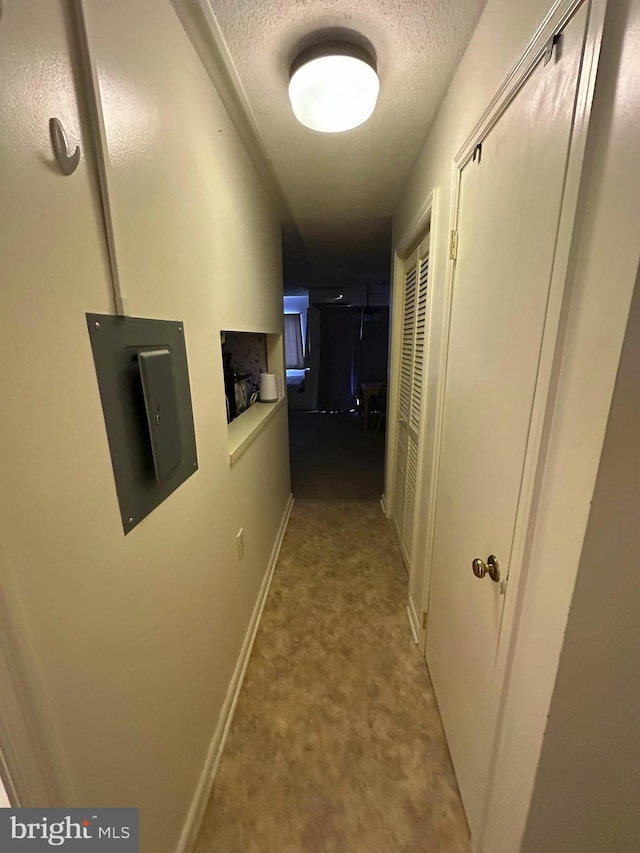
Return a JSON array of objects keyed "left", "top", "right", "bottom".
[
  {"left": 193, "top": 462, "right": 197, "bottom": 468},
  {"left": 178, "top": 326, "right": 182, "bottom": 333},
  {"left": 94, "top": 321, "right": 100, "bottom": 330},
  {"left": 128, "top": 517, "right": 133, "bottom": 523}
]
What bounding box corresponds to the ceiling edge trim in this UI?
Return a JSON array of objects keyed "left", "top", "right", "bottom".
[
  {"left": 170, "top": 0, "right": 296, "bottom": 224},
  {"left": 395, "top": 188, "right": 435, "bottom": 259}
]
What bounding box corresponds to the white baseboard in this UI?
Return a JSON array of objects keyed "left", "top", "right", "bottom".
[
  {"left": 406, "top": 605, "right": 419, "bottom": 644},
  {"left": 407, "top": 596, "right": 422, "bottom": 645},
  {"left": 176, "top": 493, "right": 294, "bottom": 853}
]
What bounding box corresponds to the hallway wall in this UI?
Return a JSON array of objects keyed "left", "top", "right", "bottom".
[
  {"left": 0, "top": 1, "right": 289, "bottom": 851},
  {"left": 390, "top": 0, "right": 640, "bottom": 849},
  {"left": 521, "top": 264, "right": 640, "bottom": 853}
]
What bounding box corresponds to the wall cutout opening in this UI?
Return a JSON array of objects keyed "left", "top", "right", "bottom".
[{"left": 221, "top": 331, "right": 283, "bottom": 423}]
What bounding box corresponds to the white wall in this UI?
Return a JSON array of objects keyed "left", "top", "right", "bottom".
[
  {"left": 389, "top": 0, "right": 640, "bottom": 849},
  {"left": 521, "top": 263, "right": 640, "bottom": 852},
  {"left": 0, "top": 1, "right": 289, "bottom": 851}
]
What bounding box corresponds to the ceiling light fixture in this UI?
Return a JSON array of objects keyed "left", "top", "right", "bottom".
[{"left": 289, "top": 42, "right": 379, "bottom": 133}]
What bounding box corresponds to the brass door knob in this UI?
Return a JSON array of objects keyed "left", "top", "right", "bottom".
[
  {"left": 471, "top": 554, "right": 500, "bottom": 583},
  {"left": 472, "top": 558, "right": 487, "bottom": 579}
]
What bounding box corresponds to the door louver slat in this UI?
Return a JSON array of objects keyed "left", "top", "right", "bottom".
[
  {"left": 393, "top": 236, "right": 430, "bottom": 568},
  {"left": 410, "top": 254, "right": 429, "bottom": 435},
  {"left": 404, "top": 432, "right": 419, "bottom": 556},
  {"left": 394, "top": 261, "right": 417, "bottom": 543},
  {"left": 398, "top": 265, "right": 416, "bottom": 422}
]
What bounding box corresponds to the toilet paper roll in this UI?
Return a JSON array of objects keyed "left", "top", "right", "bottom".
[{"left": 260, "top": 372, "right": 278, "bottom": 402}]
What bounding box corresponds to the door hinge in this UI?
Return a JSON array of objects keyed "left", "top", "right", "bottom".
[
  {"left": 449, "top": 229, "right": 458, "bottom": 261},
  {"left": 472, "top": 142, "right": 482, "bottom": 163},
  {"left": 543, "top": 33, "right": 561, "bottom": 66},
  {"left": 422, "top": 611, "right": 428, "bottom": 630}
]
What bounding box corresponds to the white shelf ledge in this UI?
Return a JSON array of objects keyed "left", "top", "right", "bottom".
[{"left": 228, "top": 397, "right": 285, "bottom": 465}]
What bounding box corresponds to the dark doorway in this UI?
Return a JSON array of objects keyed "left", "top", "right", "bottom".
[
  {"left": 289, "top": 410, "right": 385, "bottom": 499},
  {"left": 317, "top": 307, "right": 360, "bottom": 412},
  {"left": 287, "top": 297, "right": 390, "bottom": 500}
]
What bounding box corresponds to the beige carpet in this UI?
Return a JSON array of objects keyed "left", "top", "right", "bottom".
[{"left": 195, "top": 500, "right": 469, "bottom": 853}]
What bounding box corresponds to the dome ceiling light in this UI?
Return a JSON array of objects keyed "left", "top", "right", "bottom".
[{"left": 288, "top": 41, "right": 379, "bottom": 133}]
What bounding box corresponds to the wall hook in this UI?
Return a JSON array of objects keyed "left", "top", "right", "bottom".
[{"left": 49, "top": 117, "right": 81, "bottom": 176}]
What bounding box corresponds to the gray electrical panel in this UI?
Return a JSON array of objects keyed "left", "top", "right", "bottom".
[{"left": 87, "top": 314, "right": 198, "bottom": 534}]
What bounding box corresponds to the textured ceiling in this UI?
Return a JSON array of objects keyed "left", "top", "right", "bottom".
[{"left": 206, "top": 0, "right": 486, "bottom": 291}]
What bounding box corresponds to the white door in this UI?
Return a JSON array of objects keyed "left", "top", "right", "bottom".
[
  {"left": 407, "top": 244, "right": 431, "bottom": 615},
  {"left": 392, "top": 248, "right": 417, "bottom": 561},
  {"left": 426, "top": 5, "right": 589, "bottom": 834},
  {"left": 393, "top": 235, "right": 430, "bottom": 568}
]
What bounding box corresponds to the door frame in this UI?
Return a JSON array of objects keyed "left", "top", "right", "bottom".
[
  {"left": 433, "top": 0, "right": 606, "bottom": 626},
  {"left": 0, "top": 540, "right": 64, "bottom": 807},
  {"left": 0, "top": 632, "right": 62, "bottom": 809},
  {"left": 409, "top": 0, "right": 607, "bottom": 846},
  {"left": 384, "top": 190, "right": 439, "bottom": 644},
  {"left": 477, "top": 0, "right": 609, "bottom": 847}
]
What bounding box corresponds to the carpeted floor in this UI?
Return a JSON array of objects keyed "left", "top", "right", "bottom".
[
  {"left": 194, "top": 500, "right": 469, "bottom": 853},
  {"left": 289, "top": 412, "right": 386, "bottom": 500}
]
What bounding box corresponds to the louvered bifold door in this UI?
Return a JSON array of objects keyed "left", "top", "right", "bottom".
[
  {"left": 403, "top": 248, "right": 430, "bottom": 560},
  {"left": 393, "top": 250, "right": 417, "bottom": 561}
]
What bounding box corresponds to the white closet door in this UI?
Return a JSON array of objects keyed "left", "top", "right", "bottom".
[
  {"left": 392, "top": 250, "right": 417, "bottom": 559},
  {"left": 393, "top": 235, "right": 430, "bottom": 568},
  {"left": 407, "top": 246, "right": 430, "bottom": 609},
  {"left": 410, "top": 251, "right": 429, "bottom": 437},
  {"left": 404, "top": 244, "right": 430, "bottom": 561},
  {"left": 425, "top": 5, "right": 589, "bottom": 834}
]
